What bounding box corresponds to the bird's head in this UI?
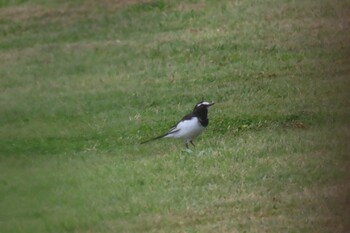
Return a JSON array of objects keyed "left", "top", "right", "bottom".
[{"left": 193, "top": 101, "right": 215, "bottom": 111}]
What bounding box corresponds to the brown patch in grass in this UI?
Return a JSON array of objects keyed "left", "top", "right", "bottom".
[
  {"left": 166, "top": 181, "right": 350, "bottom": 232},
  {"left": 0, "top": 5, "right": 83, "bottom": 22},
  {"left": 260, "top": 1, "right": 350, "bottom": 52},
  {"left": 0, "top": 0, "right": 150, "bottom": 22},
  {"left": 89, "top": 0, "right": 151, "bottom": 11},
  {"left": 175, "top": 0, "right": 206, "bottom": 12}
]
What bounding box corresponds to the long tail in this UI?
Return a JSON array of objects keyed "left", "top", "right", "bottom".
[{"left": 141, "top": 133, "right": 169, "bottom": 144}]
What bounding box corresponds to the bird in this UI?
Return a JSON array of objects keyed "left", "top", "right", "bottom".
[{"left": 141, "top": 101, "right": 215, "bottom": 148}]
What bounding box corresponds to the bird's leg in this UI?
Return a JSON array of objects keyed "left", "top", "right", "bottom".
[
  {"left": 190, "top": 140, "right": 195, "bottom": 147},
  {"left": 185, "top": 142, "right": 189, "bottom": 149}
]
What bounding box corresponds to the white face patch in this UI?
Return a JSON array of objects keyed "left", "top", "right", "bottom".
[{"left": 196, "top": 101, "right": 211, "bottom": 107}]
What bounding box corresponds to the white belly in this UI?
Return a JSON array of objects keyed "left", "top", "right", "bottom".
[{"left": 165, "top": 118, "right": 205, "bottom": 140}]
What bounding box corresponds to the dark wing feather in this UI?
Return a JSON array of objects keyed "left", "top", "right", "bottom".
[
  {"left": 169, "top": 112, "right": 194, "bottom": 129},
  {"left": 141, "top": 111, "right": 193, "bottom": 144},
  {"left": 141, "top": 129, "right": 180, "bottom": 144}
]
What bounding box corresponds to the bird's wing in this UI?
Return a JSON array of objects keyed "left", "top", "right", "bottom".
[
  {"left": 141, "top": 111, "right": 193, "bottom": 144},
  {"left": 141, "top": 128, "right": 180, "bottom": 144},
  {"left": 169, "top": 112, "right": 194, "bottom": 130}
]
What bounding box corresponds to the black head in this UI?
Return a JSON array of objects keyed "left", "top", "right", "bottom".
[
  {"left": 193, "top": 101, "right": 215, "bottom": 111},
  {"left": 193, "top": 101, "right": 214, "bottom": 115},
  {"left": 192, "top": 101, "right": 214, "bottom": 127}
]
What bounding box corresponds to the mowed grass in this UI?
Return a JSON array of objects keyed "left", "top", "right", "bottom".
[{"left": 0, "top": 0, "right": 349, "bottom": 232}]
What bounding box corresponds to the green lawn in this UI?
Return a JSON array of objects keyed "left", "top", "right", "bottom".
[{"left": 0, "top": 0, "right": 349, "bottom": 232}]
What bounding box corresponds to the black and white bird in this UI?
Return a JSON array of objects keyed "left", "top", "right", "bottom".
[{"left": 141, "top": 101, "right": 214, "bottom": 148}]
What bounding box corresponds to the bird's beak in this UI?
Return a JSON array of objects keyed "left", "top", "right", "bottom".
[{"left": 208, "top": 102, "right": 215, "bottom": 107}]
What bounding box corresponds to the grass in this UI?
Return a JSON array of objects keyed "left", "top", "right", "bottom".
[{"left": 0, "top": 0, "right": 349, "bottom": 232}]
